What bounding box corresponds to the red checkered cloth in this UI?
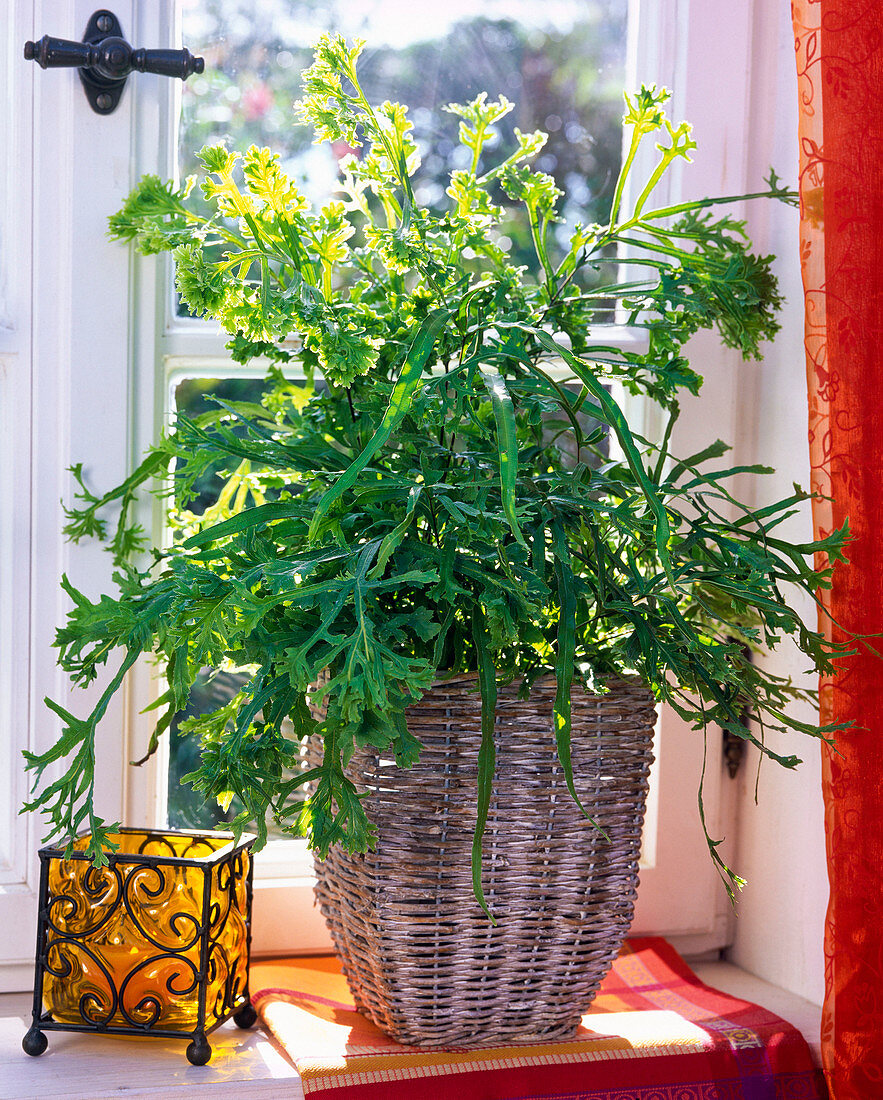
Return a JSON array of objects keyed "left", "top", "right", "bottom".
[{"left": 251, "top": 937, "right": 824, "bottom": 1099}]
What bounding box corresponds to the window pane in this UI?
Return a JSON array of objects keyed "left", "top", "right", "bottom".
[
  {"left": 167, "top": 375, "right": 309, "bottom": 835},
  {"left": 167, "top": 2, "right": 629, "bottom": 829},
  {"left": 178, "top": 0, "right": 629, "bottom": 308}
]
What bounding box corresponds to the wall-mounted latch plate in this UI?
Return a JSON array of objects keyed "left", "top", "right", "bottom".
[{"left": 79, "top": 10, "right": 127, "bottom": 115}]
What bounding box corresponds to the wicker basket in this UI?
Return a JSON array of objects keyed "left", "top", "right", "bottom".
[{"left": 310, "top": 675, "right": 656, "bottom": 1047}]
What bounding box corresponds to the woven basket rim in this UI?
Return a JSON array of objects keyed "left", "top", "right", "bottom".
[{"left": 428, "top": 671, "right": 650, "bottom": 690}]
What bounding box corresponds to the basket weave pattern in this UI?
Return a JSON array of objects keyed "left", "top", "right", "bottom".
[{"left": 311, "top": 676, "right": 656, "bottom": 1047}]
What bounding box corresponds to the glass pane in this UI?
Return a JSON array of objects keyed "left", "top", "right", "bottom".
[
  {"left": 167, "top": 2, "right": 629, "bottom": 830},
  {"left": 177, "top": 0, "right": 629, "bottom": 309},
  {"left": 166, "top": 375, "right": 309, "bottom": 835}
]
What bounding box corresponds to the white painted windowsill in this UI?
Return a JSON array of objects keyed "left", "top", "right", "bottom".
[
  {"left": 0, "top": 963, "right": 821, "bottom": 1099},
  {"left": 0, "top": 1008, "right": 303, "bottom": 1100}
]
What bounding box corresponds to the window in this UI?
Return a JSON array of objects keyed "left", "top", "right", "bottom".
[
  {"left": 152, "top": 0, "right": 751, "bottom": 955},
  {"left": 2, "top": 0, "right": 762, "bottom": 982},
  {"left": 150, "top": 2, "right": 662, "bottom": 953},
  {"left": 163, "top": 1, "right": 630, "bottom": 842}
]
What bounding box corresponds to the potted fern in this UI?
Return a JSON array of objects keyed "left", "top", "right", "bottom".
[{"left": 25, "top": 35, "right": 847, "bottom": 1045}]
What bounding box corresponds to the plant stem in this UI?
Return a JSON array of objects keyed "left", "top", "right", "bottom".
[
  {"left": 528, "top": 204, "right": 556, "bottom": 292},
  {"left": 609, "top": 128, "right": 642, "bottom": 228}
]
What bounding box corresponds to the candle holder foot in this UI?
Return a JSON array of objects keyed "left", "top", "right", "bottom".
[
  {"left": 22, "top": 1028, "right": 48, "bottom": 1057},
  {"left": 233, "top": 1003, "right": 257, "bottom": 1029},
  {"left": 186, "top": 1035, "right": 212, "bottom": 1066}
]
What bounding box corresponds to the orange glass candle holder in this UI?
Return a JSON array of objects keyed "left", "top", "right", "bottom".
[{"left": 22, "top": 828, "right": 256, "bottom": 1065}]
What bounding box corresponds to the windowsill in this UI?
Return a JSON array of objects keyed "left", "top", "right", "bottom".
[
  {"left": 0, "top": 1007, "right": 304, "bottom": 1098},
  {"left": 0, "top": 963, "right": 821, "bottom": 1096}
]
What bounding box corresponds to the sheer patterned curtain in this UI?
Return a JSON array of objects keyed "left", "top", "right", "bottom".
[{"left": 792, "top": 2, "right": 883, "bottom": 1094}]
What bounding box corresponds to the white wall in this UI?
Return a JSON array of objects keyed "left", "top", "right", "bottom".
[
  {"left": 649, "top": 0, "right": 828, "bottom": 1003},
  {"left": 724, "top": 1, "right": 828, "bottom": 1006},
  {"left": 626, "top": 2, "right": 828, "bottom": 999}
]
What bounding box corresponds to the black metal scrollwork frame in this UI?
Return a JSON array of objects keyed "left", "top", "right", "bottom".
[{"left": 22, "top": 827, "right": 257, "bottom": 1066}]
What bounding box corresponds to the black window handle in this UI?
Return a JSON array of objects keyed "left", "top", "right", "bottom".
[{"left": 24, "top": 9, "right": 204, "bottom": 115}]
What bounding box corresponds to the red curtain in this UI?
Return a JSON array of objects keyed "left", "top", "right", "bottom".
[{"left": 793, "top": 2, "right": 883, "bottom": 1094}]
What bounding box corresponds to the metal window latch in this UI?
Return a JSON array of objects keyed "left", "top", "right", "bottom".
[{"left": 23, "top": 9, "right": 204, "bottom": 115}]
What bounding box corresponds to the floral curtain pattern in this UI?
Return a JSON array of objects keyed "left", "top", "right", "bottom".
[{"left": 792, "top": 1, "right": 883, "bottom": 1093}]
